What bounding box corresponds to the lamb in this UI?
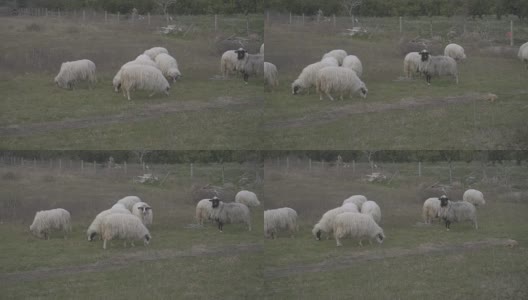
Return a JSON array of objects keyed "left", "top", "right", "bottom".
[
  {"left": 264, "top": 207, "right": 298, "bottom": 239},
  {"left": 29, "top": 208, "right": 71, "bottom": 239},
  {"left": 132, "top": 202, "right": 153, "bottom": 227},
  {"left": 403, "top": 52, "right": 421, "bottom": 78},
  {"left": 291, "top": 60, "right": 339, "bottom": 95},
  {"left": 143, "top": 47, "right": 169, "bottom": 60},
  {"left": 312, "top": 205, "right": 359, "bottom": 240},
  {"left": 316, "top": 66, "right": 368, "bottom": 101},
  {"left": 87, "top": 206, "right": 131, "bottom": 241},
  {"left": 333, "top": 212, "right": 385, "bottom": 247},
  {"left": 209, "top": 197, "right": 251, "bottom": 231},
  {"left": 342, "top": 55, "right": 363, "bottom": 77},
  {"left": 116, "top": 196, "right": 142, "bottom": 212},
  {"left": 260, "top": 43, "right": 264, "bottom": 54},
  {"left": 463, "top": 189, "right": 486, "bottom": 206},
  {"left": 422, "top": 197, "right": 441, "bottom": 224},
  {"left": 100, "top": 213, "right": 151, "bottom": 249},
  {"left": 54, "top": 59, "right": 96, "bottom": 89},
  {"left": 220, "top": 50, "right": 239, "bottom": 78},
  {"left": 322, "top": 49, "right": 348, "bottom": 66},
  {"left": 196, "top": 198, "right": 214, "bottom": 226},
  {"left": 320, "top": 57, "right": 339, "bottom": 66},
  {"left": 438, "top": 196, "right": 478, "bottom": 230},
  {"left": 120, "top": 64, "right": 170, "bottom": 101},
  {"left": 113, "top": 57, "right": 158, "bottom": 92},
  {"left": 361, "top": 200, "right": 381, "bottom": 224},
  {"left": 518, "top": 42, "right": 528, "bottom": 69},
  {"left": 264, "top": 62, "right": 279, "bottom": 89},
  {"left": 154, "top": 53, "right": 181, "bottom": 82},
  {"left": 418, "top": 50, "right": 458, "bottom": 85},
  {"left": 342, "top": 195, "right": 368, "bottom": 211},
  {"left": 234, "top": 48, "right": 264, "bottom": 83},
  {"left": 444, "top": 43, "right": 466, "bottom": 61},
  {"left": 235, "top": 190, "right": 261, "bottom": 207}
]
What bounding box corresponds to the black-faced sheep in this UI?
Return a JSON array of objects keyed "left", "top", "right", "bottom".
[
  {"left": 418, "top": 50, "right": 458, "bottom": 85},
  {"left": 234, "top": 48, "right": 264, "bottom": 84},
  {"left": 209, "top": 197, "right": 251, "bottom": 232}
]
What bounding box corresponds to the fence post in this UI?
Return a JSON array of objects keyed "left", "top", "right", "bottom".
[
  {"left": 74, "top": 10, "right": 77, "bottom": 19},
  {"left": 510, "top": 20, "right": 514, "bottom": 46},
  {"left": 83, "top": 10, "right": 85, "bottom": 22},
  {"left": 352, "top": 160, "right": 355, "bottom": 173},
  {"left": 117, "top": 12, "right": 120, "bottom": 23},
  {"left": 142, "top": 162, "right": 145, "bottom": 172},
  {"left": 309, "top": 158, "right": 312, "bottom": 171},
  {"left": 322, "top": 160, "right": 325, "bottom": 169},
  {"left": 448, "top": 161, "right": 453, "bottom": 184},
  {"left": 418, "top": 161, "right": 422, "bottom": 177},
  {"left": 430, "top": 19, "right": 433, "bottom": 38},
  {"left": 81, "top": 160, "right": 84, "bottom": 173},
  {"left": 70, "top": 159, "right": 72, "bottom": 169},
  {"left": 214, "top": 14, "right": 217, "bottom": 32},
  {"left": 34, "top": 158, "right": 37, "bottom": 168},
  {"left": 58, "top": 9, "right": 60, "bottom": 20},
  {"left": 59, "top": 159, "right": 62, "bottom": 172},
  {"left": 148, "top": 12, "right": 150, "bottom": 25},
  {"left": 302, "top": 13, "right": 305, "bottom": 25},
  {"left": 267, "top": 11, "right": 269, "bottom": 24},
  {"left": 246, "top": 15, "right": 249, "bottom": 36},
  {"left": 289, "top": 12, "right": 292, "bottom": 24},
  {"left": 399, "top": 16, "right": 402, "bottom": 33},
  {"left": 94, "top": 161, "right": 96, "bottom": 173},
  {"left": 222, "top": 164, "right": 225, "bottom": 184},
  {"left": 45, "top": 8, "right": 48, "bottom": 17},
  {"left": 333, "top": 14, "right": 336, "bottom": 27},
  {"left": 105, "top": 11, "right": 107, "bottom": 23},
  {"left": 286, "top": 157, "right": 289, "bottom": 170},
  {"left": 352, "top": 15, "right": 354, "bottom": 26},
  {"left": 124, "top": 161, "right": 127, "bottom": 174},
  {"left": 49, "top": 159, "right": 53, "bottom": 169},
  {"left": 21, "top": 158, "right": 24, "bottom": 166},
  {"left": 190, "top": 163, "right": 194, "bottom": 178}
]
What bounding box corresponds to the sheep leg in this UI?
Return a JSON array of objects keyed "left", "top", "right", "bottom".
[
  {"left": 359, "top": 240, "right": 363, "bottom": 247},
  {"left": 474, "top": 218, "right": 478, "bottom": 230},
  {"left": 149, "top": 92, "right": 155, "bottom": 97},
  {"left": 126, "top": 89, "right": 131, "bottom": 101},
  {"left": 218, "top": 221, "right": 223, "bottom": 232},
  {"left": 445, "top": 220, "right": 451, "bottom": 231},
  {"left": 426, "top": 74, "right": 431, "bottom": 85},
  {"left": 455, "top": 74, "right": 459, "bottom": 84},
  {"left": 336, "top": 237, "right": 342, "bottom": 247},
  {"left": 243, "top": 73, "right": 249, "bottom": 84},
  {"left": 319, "top": 92, "right": 324, "bottom": 101},
  {"left": 103, "top": 239, "right": 107, "bottom": 249},
  {"left": 325, "top": 91, "right": 334, "bottom": 101}
]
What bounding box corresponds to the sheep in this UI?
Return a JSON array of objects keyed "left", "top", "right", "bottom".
[
  {"left": 463, "top": 189, "right": 486, "bottom": 206},
  {"left": 86, "top": 206, "right": 131, "bottom": 241},
  {"left": 196, "top": 198, "right": 214, "bottom": 226},
  {"left": 264, "top": 207, "right": 298, "bottom": 239},
  {"left": 422, "top": 197, "right": 441, "bottom": 224},
  {"left": 418, "top": 50, "right": 458, "bottom": 85},
  {"left": 342, "top": 55, "right": 363, "bottom": 77},
  {"left": 444, "top": 43, "right": 466, "bottom": 61},
  {"left": 361, "top": 200, "right": 381, "bottom": 224},
  {"left": 132, "top": 202, "right": 153, "bottom": 227},
  {"left": 403, "top": 52, "right": 421, "bottom": 79},
  {"left": 120, "top": 65, "right": 170, "bottom": 101},
  {"left": 312, "top": 205, "right": 359, "bottom": 240},
  {"left": 112, "top": 58, "right": 159, "bottom": 92},
  {"left": 235, "top": 190, "right": 261, "bottom": 207},
  {"left": 29, "top": 208, "right": 71, "bottom": 239},
  {"left": 234, "top": 48, "right": 264, "bottom": 83},
  {"left": 154, "top": 53, "right": 181, "bottom": 82},
  {"left": 333, "top": 212, "right": 385, "bottom": 247},
  {"left": 291, "top": 60, "right": 339, "bottom": 95},
  {"left": 438, "top": 196, "right": 478, "bottom": 231},
  {"left": 134, "top": 54, "right": 156, "bottom": 64},
  {"left": 342, "top": 195, "right": 368, "bottom": 211},
  {"left": 116, "top": 196, "right": 142, "bottom": 212},
  {"left": 209, "top": 197, "right": 251, "bottom": 231},
  {"left": 321, "top": 57, "right": 339, "bottom": 66},
  {"left": 264, "top": 62, "right": 279, "bottom": 89},
  {"left": 143, "top": 47, "right": 169, "bottom": 60},
  {"left": 54, "top": 59, "right": 96, "bottom": 89},
  {"left": 341, "top": 202, "right": 360, "bottom": 212},
  {"left": 100, "top": 213, "right": 151, "bottom": 249},
  {"left": 518, "top": 42, "right": 528, "bottom": 69},
  {"left": 322, "top": 49, "right": 348, "bottom": 66},
  {"left": 220, "top": 50, "right": 239, "bottom": 78},
  {"left": 260, "top": 43, "right": 264, "bottom": 54},
  {"left": 316, "top": 66, "right": 368, "bottom": 101}
]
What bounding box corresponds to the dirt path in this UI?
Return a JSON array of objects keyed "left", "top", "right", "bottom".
[
  {"left": 264, "top": 238, "right": 515, "bottom": 279},
  {"left": 0, "top": 96, "right": 260, "bottom": 137},
  {"left": 0, "top": 243, "right": 262, "bottom": 284}
]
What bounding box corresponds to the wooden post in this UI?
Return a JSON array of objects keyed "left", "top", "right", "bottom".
[
  {"left": 430, "top": 19, "right": 433, "bottom": 38},
  {"left": 448, "top": 162, "right": 453, "bottom": 184},
  {"left": 214, "top": 14, "right": 217, "bottom": 32},
  {"left": 94, "top": 161, "right": 96, "bottom": 173},
  {"left": 309, "top": 158, "right": 312, "bottom": 171},
  {"left": 222, "top": 164, "right": 225, "bottom": 184},
  {"left": 267, "top": 11, "right": 269, "bottom": 24},
  {"left": 352, "top": 15, "right": 354, "bottom": 26},
  {"left": 286, "top": 157, "right": 289, "bottom": 170},
  {"left": 83, "top": 10, "right": 85, "bottom": 22},
  {"left": 105, "top": 11, "right": 107, "bottom": 23},
  {"left": 246, "top": 16, "right": 249, "bottom": 36},
  {"left": 190, "top": 163, "right": 194, "bottom": 178},
  {"left": 352, "top": 160, "right": 356, "bottom": 173},
  {"left": 117, "top": 12, "right": 120, "bottom": 23},
  {"left": 510, "top": 20, "right": 514, "bottom": 46},
  {"left": 21, "top": 158, "right": 24, "bottom": 166},
  {"left": 333, "top": 14, "right": 336, "bottom": 27},
  {"left": 302, "top": 13, "right": 305, "bottom": 25},
  {"left": 142, "top": 162, "right": 145, "bottom": 172},
  {"left": 418, "top": 161, "right": 422, "bottom": 177},
  {"left": 34, "top": 158, "right": 37, "bottom": 168},
  {"left": 58, "top": 9, "right": 60, "bottom": 19},
  {"left": 74, "top": 10, "right": 77, "bottom": 18},
  {"left": 148, "top": 12, "right": 150, "bottom": 25},
  {"left": 289, "top": 12, "right": 292, "bottom": 24},
  {"left": 49, "top": 159, "right": 53, "bottom": 169},
  {"left": 322, "top": 160, "right": 325, "bottom": 169},
  {"left": 45, "top": 8, "right": 48, "bottom": 17},
  {"left": 81, "top": 160, "right": 84, "bottom": 172},
  {"left": 70, "top": 160, "right": 72, "bottom": 169},
  {"left": 59, "top": 159, "right": 62, "bottom": 172},
  {"left": 399, "top": 16, "right": 402, "bottom": 33}
]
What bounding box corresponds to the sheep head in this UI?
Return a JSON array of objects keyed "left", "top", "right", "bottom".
[
  {"left": 209, "top": 196, "right": 221, "bottom": 208},
  {"left": 235, "top": 48, "right": 247, "bottom": 60},
  {"left": 439, "top": 195, "right": 449, "bottom": 207},
  {"left": 419, "top": 49, "right": 430, "bottom": 62}
]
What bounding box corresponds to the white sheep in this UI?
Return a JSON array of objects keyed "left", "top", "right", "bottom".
[
  {"left": 463, "top": 189, "right": 485, "bottom": 206},
  {"left": 341, "top": 202, "right": 360, "bottom": 212},
  {"left": 100, "top": 213, "right": 151, "bottom": 249},
  {"left": 342, "top": 195, "right": 368, "bottom": 211},
  {"left": 143, "top": 47, "right": 169, "bottom": 60},
  {"left": 87, "top": 206, "right": 131, "bottom": 241},
  {"left": 134, "top": 54, "right": 156, "bottom": 64},
  {"left": 518, "top": 42, "right": 528, "bottom": 69},
  {"left": 333, "top": 212, "right": 385, "bottom": 247},
  {"left": 116, "top": 196, "right": 142, "bottom": 212},
  {"left": 113, "top": 58, "right": 158, "bottom": 92},
  {"left": 320, "top": 57, "right": 339, "bottom": 66},
  {"left": 196, "top": 198, "right": 214, "bottom": 226},
  {"left": 342, "top": 55, "right": 363, "bottom": 77},
  {"left": 444, "top": 43, "right": 466, "bottom": 61},
  {"left": 154, "top": 53, "right": 181, "bottom": 82},
  {"left": 316, "top": 66, "right": 368, "bottom": 101},
  {"left": 264, "top": 207, "right": 298, "bottom": 239},
  {"left": 220, "top": 50, "right": 239, "bottom": 78},
  {"left": 132, "top": 202, "right": 153, "bottom": 227},
  {"left": 209, "top": 197, "right": 251, "bottom": 231},
  {"left": 54, "top": 59, "right": 96, "bottom": 89},
  {"left": 361, "top": 200, "right": 381, "bottom": 224},
  {"left": 29, "top": 208, "right": 71, "bottom": 239},
  {"left": 312, "top": 205, "right": 359, "bottom": 240},
  {"left": 418, "top": 50, "right": 458, "bottom": 85},
  {"left": 291, "top": 60, "right": 337, "bottom": 95},
  {"left": 322, "top": 49, "right": 348, "bottom": 66},
  {"left": 403, "top": 52, "right": 421, "bottom": 79},
  {"left": 260, "top": 43, "right": 264, "bottom": 54},
  {"left": 234, "top": 48, "right": 264, "bottom": 83},
  {"left": 120, "top": 64, "right": 170, "bottom": 101},
  {"left": 422, "top": 197, "right": 441, "bottom": 224},
  {"left": 235, "top": 190, "right": 261, "bottom": 207},
  {"left": 264, "top": 62, "right": 279, "bottom": 89},
  {"left": 438, "top": 197, "right": 478, "bottom": 231}
]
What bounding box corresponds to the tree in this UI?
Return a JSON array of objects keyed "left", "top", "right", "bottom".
[
  {"left": 341, "top": 0, "right": 362, "bottom": 18},
  {"left": 156, "top": 0, "right": 177, "bottom": 22}
]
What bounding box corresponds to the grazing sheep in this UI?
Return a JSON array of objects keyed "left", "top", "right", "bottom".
[
  {"left": 100, "top": 213, "right": 151, "bottom": 249},
  {"left": 54, "top": 59, "right": 96, "bottom": 89},
  {"left": 361, "top": 200, "right": 381, "bottom": 224},
  {"left": 143, "top": 47, "right": 169, "bottom": 60},
  {"left": 422, "top": 197, "right": 441, "bottom": 224},
  {"left": 518, "top": 42, "right": 528, "bottom": 69},
  {"left": 333, "top": 212, "right": 385, "bottom": 247},
  {"left": 120, "top": 65, "right": 170, "bottom": 101},
  {"left": 87, "top": 206, "right": 131, "bottom": 241},
  {"left": 342, "top": 55, "right": 363, "bottom": 77},
  {"left": 342, "top": 195, "right": 368, "bottom": 211},
  {"left": 196, "top": 198, "right": 214, "bottom": 226},
  {"left": 418, "top": 50, "right": 458, "bottom": 85},
  {"left": 116, "top": 196, "right": 142, "bottom": 212},
  {"left": 316, "top": 66, "right": 368, "bottom": 101},
  {"left": 341, "top": 202, "right": 360, "bottom": 212},
  {"left": 312, "top": 205, "right": 359, "bottom": 240},
  {"left": 264, "top": 62, "right": 279, "bottom": 89},
  {"left": 463, "top": 189, "right": 486, "bottom": 206},
  {"left": 155, "top": 53, "right": 181, "bottom": 82},
  {"left": 444, "top": 43, "right": 466, "bottom": 61},
  {"left": 438, "top": 196, "right": 478, "bottom": 230},
  {"left": 234, "top": 48, "right": 264, "bottom": 83},
  {"left": 403, "top": 52, "right": 421, "bottom": 79},
  {"left": 264, "top": 207, "right": 298, "bottom": 239},
  {"left": 321, "top": 57, "right": 339, "bottom": 66},
  {"left": 220, "top": 50, "right": 239, "bottom": 78},
  {"left": 209, "top": 197, "right": 251, "bottom": 231},
  {"left": 235, "top": 190, "right": 261, "bottom": 207},
  {"left": 113, "top": 58, "right": 159, "bottom": 92},
  {"left": 134, "top": 54, "right": 156, "bottom": 64},
  {"left": 29, "top": 208, "right": 71, "bottom": 239},
  {"left": 322, "top": 49, "right": 348, "bottom": 66},
  {"left": 291, "top": 60, "right": 337, "bottom": 95},
  {"left": 260, "top": 43, "right": 264, "bottom": 54},
  {"left": 132, "top": 202, "right": 153, "bottom": 227}
]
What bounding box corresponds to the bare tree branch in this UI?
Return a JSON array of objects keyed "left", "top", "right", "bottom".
[{"left": 341, "top": 0, "right": 362, "bottom": 17}]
